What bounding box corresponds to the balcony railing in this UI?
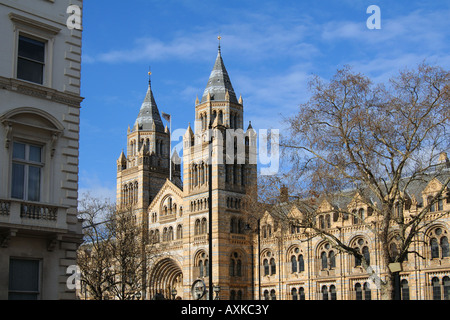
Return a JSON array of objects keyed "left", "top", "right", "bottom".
[
  {"left": 0, "top": 198, "right": 68, "bottom": 230},
  {"left": 20, "top": 202, "right": 58, "bottom": 220}
]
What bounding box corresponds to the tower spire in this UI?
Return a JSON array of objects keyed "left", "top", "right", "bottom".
[{"left": 218, "top": 35, "right": 222, "bottom": 53}]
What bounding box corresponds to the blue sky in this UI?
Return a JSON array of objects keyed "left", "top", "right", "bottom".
[{"left": 78, "top": 0, "right": 450, "bottom": 201}]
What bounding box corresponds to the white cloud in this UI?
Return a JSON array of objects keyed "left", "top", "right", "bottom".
[{"left": 78, "top": 170, "right": 116, "bottom": 203}]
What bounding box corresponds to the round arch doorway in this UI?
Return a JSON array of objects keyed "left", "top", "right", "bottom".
[{"left": 148, "top": 258, "right": 183, "bottom": 300}]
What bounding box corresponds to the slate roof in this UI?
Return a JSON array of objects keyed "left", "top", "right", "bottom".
[
  {"left": 200, "top": 47, "right": 238, "bottom": 104},
  {"left": 134, "top": 82, "right": 165, "bottom": 132}
]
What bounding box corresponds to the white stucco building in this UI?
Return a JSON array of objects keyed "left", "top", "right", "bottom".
[{"left": 0, "top": 0, "right": 83, "bottom": 299}]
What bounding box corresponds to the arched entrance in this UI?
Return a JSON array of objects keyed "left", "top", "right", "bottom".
[{"left": 148, "top": 258, "right": 183, "bottom": 299}]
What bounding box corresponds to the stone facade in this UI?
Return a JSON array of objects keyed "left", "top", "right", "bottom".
[
  {"left": 0, "top": 0, "right": 83, "bottom": 299},
  {"left": 115, "top": 46, "right": 450, "bottom": 300},
  {"left": 116, "top": 47, "right": 257, "bottom": 300},
  {"left": 256, "top": 172, "right": 450, "bottom": 300}
]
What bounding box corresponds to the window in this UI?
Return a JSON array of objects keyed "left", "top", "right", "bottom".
[
  {"left": 330, "top": 285, "right": 337, "bottom": 300},
  {"left": 432, "top": 277, "right": 441, "bottom": 300},
  {"left": 270, "top": 258, "right": 276, "bottom": 275},
  {"left": 443, "top": 276, "right": 450, "bottom": 300},
  {"left": 319, "top": 242, "right": 335, "bottom": 270},
  {"left": 321, "top": 285, "right": 328, "bottom": 300},
  {"left": 261, "top": 251, "right": 275, "bottom": 276},
  {"left": 291, "top": 288, "right": 298, "bottom": 300},
  {"left": 291, "top": 255, "right": 297, "bottom": 273},
  {"left": 17, "top": 35, "right": 45, "bottom": 84},
  {"left": 401, "top": 279, "right": 410, "bottom": 300},
  {"left": 354, "top": 238, "right": 370, "bottom": 267},
  {"left": 363, "top": 282, "right": 371, "bottom": 300},
  {"left": 176, "top": 224, "right": 183, "bottom": 239},
  {"left": 299, "top": 287, "right": 305, "bottom": 300},
  {"left": 9, "top": 259, "right": 40, "bottom": 300},
  {"left": 229, "top": 252, "right": 243, "bottom": 277},
  {"left": 12, "top": 142, "right": 43, "bottom": 202},
  {"left": 429, "top": 227, "right": 449, "bottom": 259},
  {"left": 263, "top": 259, "right": 269, "bottom": 276},
  {"left": 270, "top": 289, "right": 276, "bottom": 300},
  {"left": 196, "top": 251, "right": 209, "bottom": 278},
  {"left": 355, "top": 283, "right": 362, "bottom": 300},
  {"left": 298, "top": 255, "right": 305, "bottom": 272}
]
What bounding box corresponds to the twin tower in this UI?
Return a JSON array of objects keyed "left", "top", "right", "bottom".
[{"left": 116, "top": 45, "right": 257, "bottom": 300}]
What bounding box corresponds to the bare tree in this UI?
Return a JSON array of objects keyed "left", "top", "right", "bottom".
[
  {"left": 279, "top": 63, "right": 450, "bottom": 300},
  {"left": 77, "top": 194, "right": 156, "bottom": 300},
  {"left": 77, "top": 193, "right": 115, "bottom": 300}
]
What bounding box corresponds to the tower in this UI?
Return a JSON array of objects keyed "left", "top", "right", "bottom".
[
  {"left": 183, "top": 43, "right": 257, "bottom": 299},
  {"left": 116, "top": 73, "right": 180, "bottom": 219}
]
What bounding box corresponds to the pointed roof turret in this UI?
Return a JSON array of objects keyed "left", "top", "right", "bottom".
[
  {"left": 134, "top": 71, "right": 165, "bottom": 132},
  {"left": 117, "top": 149, "right": 127, "bottom": 163},
  {"left": 200, "top": 44, "right": 238, "bottom": 104}
]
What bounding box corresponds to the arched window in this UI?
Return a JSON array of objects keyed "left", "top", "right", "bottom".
[
  {"left": 431, "top": 238, "right": 440, "bottom": 259},
  {"left": 270, "top": 289, "right": 276, "bottom": 300},
  {"left": 195, "top": 251, "right": 209, "bottom": 278},
  {"left": 354, "top": 238, "right": 370, "bottom": 267},
  {"left": 299, "top": 287, "right": 305, "bottom": 300},
  {"left": 230, "top": 290, "right": 236, "bottom": 300},
  {"left": 319, "top": 242, "right": 335, "bottom": 270},
  {"left": 194, "top": 219, "right": 201, "bottom": 235},
  {"left": 177, "top": 224, "right": 183, "bottom": 239},
  {"left": 330, "top": 285, "right": 337, "bottom": 300},
  {"left": 229, "top": 259, "right": 235, "bottom": 277},
  {"left": 329, "top": 250, "right": 336, "bottom": 269},
  {"left": 443, "top": 276, "right": 450, "bottom": 300},
  {"left": 291, "top": 288, "right": 298, "bottom": 300},
  {"left": 322, "top": 285, "right": 328, "bottom": 300},
  {"left": 355, "top": 283, "right": 362, "bottom": 300},
  {"left": 428, "top": 196, "right": 435, "bottom": 212},
  {"left": 363, "top": 246, "right": 370, "bottom": 265},
  {"left": 401, "top": 279, "right": 410, "bottom": 300},
  {"left": 262, "top": 251, "right": 274, "bottom": 276},
  {"left": 270, "top": 258, "right": 276, "bottom": 275},
  {"left": 230, "top": 218, "right": 236, "bottom": 233},
  {"left": 441, "top": 237, "right": 449, "bottom": 258},
  {"left": 263, "top": 290, "right": 269, "bottom": 300},
  {"left": 201, "top": 217, "right": 207, "bottom": 234},
  {"left": 432, "top": 277, "right": 441, "bottom": 300},
  {"left": 429, "top": 227, "right": 449, "bottom": 259},
  {"left": 298, "top": 255, "right": 305, "bottom": 272},
  {"left": 230, "top": 252, "right": 243, "bottom": 277},
  {"left": 352, "top": 209, "right": 358, "bottom": 224},
  {"left": 168, "top": 226, "right": 173, "bottom": 241},
  {"left": 321, "top": 251, "right": 327, "bottom": 270},
  {"left": 263, "top": 259, "right": 269, "bottom": 276},
  {"left": 291, "top": 255, "right": 297, "bottom": 273},
  {"left": 358, "top": 208, "right": 365, "bottom": 222},
  {"left": 363, "top": 282, "right": 371, "bottom": 300}
]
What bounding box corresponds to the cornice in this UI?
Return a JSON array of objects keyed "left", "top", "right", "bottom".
[{"left": 0, "top": 76, "right": 84, "bottom": 107}]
